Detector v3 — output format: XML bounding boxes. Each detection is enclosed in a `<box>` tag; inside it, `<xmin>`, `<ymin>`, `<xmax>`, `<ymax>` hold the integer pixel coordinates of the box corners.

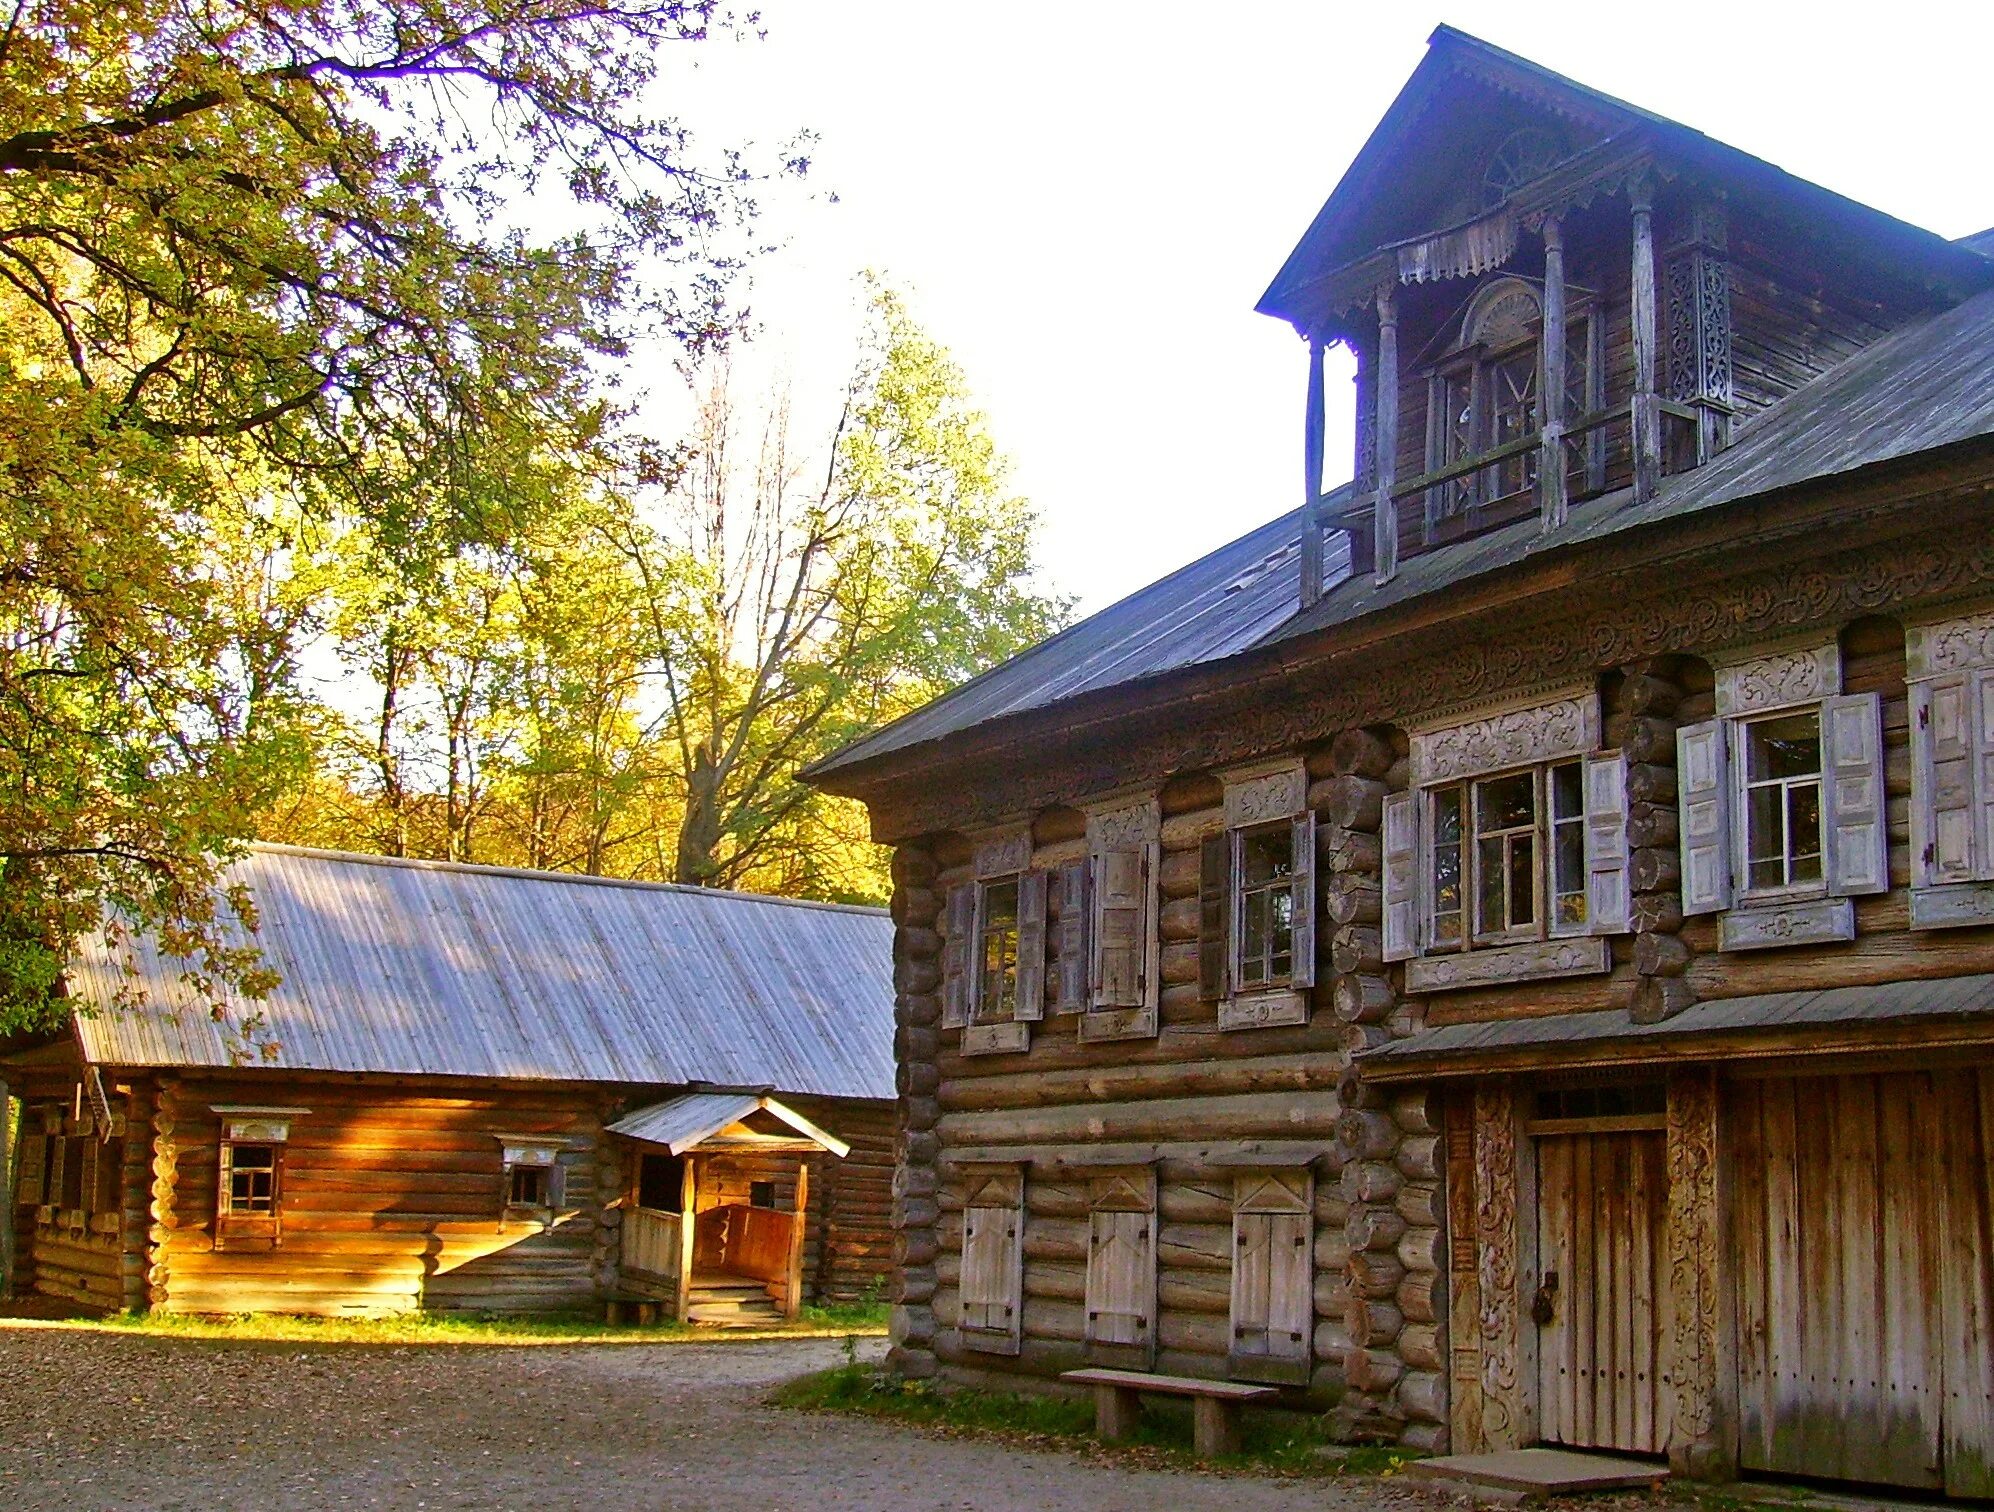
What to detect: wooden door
<box><xmin>1535</xmin><ymin>1130</ymin><xmax>1672</xmax><ymax>1454</ymax></box>
<box><xmin>1732</xmin><ymin>1071</ymin><xmax>1994</xmax><ymax>1496</ymax></box>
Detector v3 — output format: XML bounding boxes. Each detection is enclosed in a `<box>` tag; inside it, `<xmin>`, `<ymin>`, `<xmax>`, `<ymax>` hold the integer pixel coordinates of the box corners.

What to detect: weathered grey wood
<box><xmin>1539</xmin><ymin>215</ymin><xmax>1568</xmax><ymax>531</ymax></box>
<box><xmin>1373</xmin><ymin>282</ymin><xmax>1399</xmax><ymax>582</ymax></box>
<box><xmin>1630</xmin><ymin>176</ymin><xmax>1660</xmax><ymax>502</ymax></box>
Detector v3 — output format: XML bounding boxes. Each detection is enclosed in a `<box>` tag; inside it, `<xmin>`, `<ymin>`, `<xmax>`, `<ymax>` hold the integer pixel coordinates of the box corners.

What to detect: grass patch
<box><xmin>4</xmin><ymin>1307</ymin><xmax>887</xmax><ymax>1348</ymax></box>
<box><xmin>799</xmin><ymin>1300</ymin><xmax>890</xmax><ymax>1332</ymax></box>
<box><xmin>769</xmin><ymin>1363</ymin><xmax>1421</xmax><ymax>1479</ymax></box>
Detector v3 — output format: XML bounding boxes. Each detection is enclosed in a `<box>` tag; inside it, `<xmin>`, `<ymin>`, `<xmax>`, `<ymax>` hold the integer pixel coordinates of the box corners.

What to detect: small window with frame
<box><xmin>1738</xmin><ymin>709</ymin><xmax>1825</xmax><ymax>898</ymax></box>
<box><xmin>1425</xmin><ymin>759</ymin><xmax>1592</xmax><ymax>950</ymax></box>
<box><xmin>976</xmin><ymin>876</ymin><xmax>1022</xmax><ymax>1021</ymax></box>
<box><xmin>214</xmin><ymin>1113</ymin><xmax>294</xmax><ymax>1252</ymax></box>
<box><xmin>500</xmin><ymin>1141</ymin><xmax>565</xmax><ymax>1222</ymax></box>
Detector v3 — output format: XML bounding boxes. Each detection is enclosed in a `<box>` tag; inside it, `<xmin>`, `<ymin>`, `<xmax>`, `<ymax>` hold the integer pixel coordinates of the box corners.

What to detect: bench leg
<box><xmin>605</xmin><ymin>1299</ymin><xmax>626</xmax><ymax>1326</ymax></box>
<box><xmin>1193</xmin><ymin>1397</ymin><xmax>1240</xmax><ymax>1458</ymax></box>
<box><xmin>1093</xmin><ymin>1384</ymin><xmax>1141</xmax><ymax>1441</ymax></box>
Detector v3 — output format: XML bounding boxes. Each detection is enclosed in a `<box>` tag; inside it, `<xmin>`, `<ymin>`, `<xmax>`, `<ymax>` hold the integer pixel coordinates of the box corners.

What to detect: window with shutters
<box><xmin>1677</xmin><ymin>643</ymin><xmax>1885</xmax><ymax>950</ymax></box>
<box><xmin>1203</xmin><ymin>760</ymin><xmax>1315</xmax><ymax>1030</ymax></box>
<box><xmin>1078</xmin><ymin>796</ymin><xmax>1160</xmax><ymax>1041</ymax></box>
<box><xmin>1230</xmin><ymin>1170</ymin><xmax>1313</xmax><ymax>1384</ymax></box>
<box><xmin>958</xmin><ymin>1166</ymin><xmax>1024</xmax><ymax>1355</ymax></box>
<box><xmin>1085</xmin><ymin>1168</ymin><xmax>1156</xmax><ymax>1368</ymax></box>
<box><xmin>1387</xmin><ymin>695</ymin><xmax>1626</xmax><ymax>991</ymax></box>
<box><xmin>500</xmin><ymin>1140</ymin><xmax>566</xmax><ymax>1225</ymax></box>
<box><xmin>1907</xmin><ymin>611</ymin><xmax>1994</xmax><ymax>929</ymax></box>
<box><xmin>942</xmin><ymin>828</ymin><xmax>1048</xmax><ymax>1055</ymax></box>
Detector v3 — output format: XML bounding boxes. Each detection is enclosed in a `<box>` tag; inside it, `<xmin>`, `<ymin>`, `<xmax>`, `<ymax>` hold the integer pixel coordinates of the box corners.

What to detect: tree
<box><xmin>0</xmin><ymin>0</ymin><xmax>789</xmax><ymax>1033</ymax></box>
<box><xmin>633</xmin><ymin>281</ymin><xmax>1070</xmax><ymax>891</ymax></box>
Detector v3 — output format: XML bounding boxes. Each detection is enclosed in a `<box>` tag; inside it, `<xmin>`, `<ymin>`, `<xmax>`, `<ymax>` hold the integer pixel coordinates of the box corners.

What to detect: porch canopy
<box><xmin>607</xmin><ymin>1090</ymin><xmax>850</xmax><ymax>1157</ymax></box>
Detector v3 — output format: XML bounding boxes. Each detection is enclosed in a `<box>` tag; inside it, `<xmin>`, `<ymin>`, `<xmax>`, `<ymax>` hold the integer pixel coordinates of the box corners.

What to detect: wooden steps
<box><xmin>685</xmin><ymin>1272</ymin><xmax>783</xmax><ymax>1327</ymax></box>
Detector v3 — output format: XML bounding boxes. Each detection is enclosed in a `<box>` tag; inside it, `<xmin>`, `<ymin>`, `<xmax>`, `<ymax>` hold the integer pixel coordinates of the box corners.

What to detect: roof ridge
<box><xmin>244</xmin><ymin>842</ymin><xmax>888</xmax><ymax>917</ymax></box>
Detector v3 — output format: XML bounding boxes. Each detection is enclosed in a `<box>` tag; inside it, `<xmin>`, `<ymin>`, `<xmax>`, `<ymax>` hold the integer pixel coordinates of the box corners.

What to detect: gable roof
<box><xmin>64</xmin><ymin>845</ymin><xmax>895</xmax><ymax>1101</ymax></box>
<box><xmin>811</xmin><ymin>285</ymin><xmax>1994</xmax><ymax>786</ymax></box>
<box><xmin>607</xmin><ymin>1091</ymin><xmax>851</xmax><ymax>1156</ymax></box>
<box><xmin>1258</xmin><ymin>26</ymin><xmax>1989</xmax><ymax>330</ymax></box>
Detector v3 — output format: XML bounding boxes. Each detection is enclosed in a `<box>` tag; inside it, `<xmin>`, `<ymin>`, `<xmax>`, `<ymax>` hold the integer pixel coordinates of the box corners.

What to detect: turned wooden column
<box><xmin>1373</xmin><ymin>283</ymin><xmax>1400</xmax><ymax>584</ymax></box>
<box><xmin>1630</xmin><ymin>175</ymin><xmax>1662</xmax><ymax>503</ymax></box>
<box><xmin>1538</xmin><ymin>215</ymin><xmax>1568</xmax><ymax>532</ymax></box>
<box><xmin>1301</xmin><ymin>334</ymin><xmax>1327</xmax><ymax>607</ymax></box>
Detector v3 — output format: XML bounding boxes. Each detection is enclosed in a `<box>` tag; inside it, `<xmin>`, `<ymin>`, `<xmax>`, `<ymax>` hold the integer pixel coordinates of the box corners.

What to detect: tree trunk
<box><xmin>676</xmin><ymin>743</ymin><xmax>726</xmax><ymax>885</ymax></box>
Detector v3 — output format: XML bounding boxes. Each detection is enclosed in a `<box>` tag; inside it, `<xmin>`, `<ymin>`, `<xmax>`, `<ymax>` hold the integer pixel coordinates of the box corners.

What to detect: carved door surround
<box><xmin>1457</xmin><ymin>1069</ymin><xmax>1728</xmax><ymax>1473</ymax></box>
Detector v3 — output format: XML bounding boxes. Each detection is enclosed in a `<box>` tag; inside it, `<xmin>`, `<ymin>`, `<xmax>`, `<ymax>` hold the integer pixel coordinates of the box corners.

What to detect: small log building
<box><xmin>805</xmin><ymin>27</ymin><xmax>1994</xmax><ymax>1496</ymax></box>
<box><xmin>2</xmin><ymin>845</ymin><xmax>895</xmax><ymax>1322</ymax></box>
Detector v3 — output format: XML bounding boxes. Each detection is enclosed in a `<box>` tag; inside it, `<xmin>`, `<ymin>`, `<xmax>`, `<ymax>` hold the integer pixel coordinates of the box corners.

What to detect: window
<box><xmin>637</xmin><ymin>1153</ymin><xmax>684</xmax><ymax>1212</ymax></box>
<box><xmin>1907</xmin><ymin>610</ymin><xmax>1994</xmax><ymax>927</ymax></box>
<box><xmin>227</xmin><ymin>1144</ymin><xmax>280</xmax><ymax>1213</ymax></box>
<box><xmin>958</xmin><ymin>1166</ymin><xmax>1024</xmax><ymax>1356</ymax></box>
<box><xmin>1236</xmin><ymin>823</ymin><xmax>1296</xmax><ymax>987</ymax></box>
<box><xmin>499</xmin><ymin>1140</ymin><xmax>565</xmax><ymax>1221</ymax></box>
<box><xmin>941</xmin><ymin>857</ymin><xmax>1048</xmax><ymax>1049</ymax></box>
<box><xmin>1085</xmin><ymin>1169</ymin><xmax>1156</xmax><ymax>1368</ymax></box>
<box><xmin>1072</xmin><ymin>799</ymin><xmax>1162</xmax><ymax>1041</ymax></box>
<box><xmin>977</xmin><ymin>877</ymin><xmax>1020</xmax><ymax>1021</ymax></box>
<box><xmin>1678</xmin><ymin>651</ymin><xmax>1886</xmax><ymax>948</ymax></box>
<box><xmin>1740</xmin><ymin>711</ymin><xmax>1824</xmax><ymax>894</ymax></box>
<box><xmin>1199</xmin><ymin>765</ymin><xmax>1316</xmax><ymax>1028</ymax></box>
<box><xmin>1230</xmin><ymin>1171</ymin><xmax>1313</xmax><ymax>1385</ymax></box>
<box><xmin>749</xmin><ymin>1180</ymin><xmax>777</xmax><ymax>1210</ymax></box>
<box><xmin>508</xmin><ymin>1163</ymin><xmax>549</xmax><ymax>1207</ymax></box>
<box><xmin>1424</xmin><ymin>760</ymin><xmax>1590</xmax><ymax>950</ymax></box>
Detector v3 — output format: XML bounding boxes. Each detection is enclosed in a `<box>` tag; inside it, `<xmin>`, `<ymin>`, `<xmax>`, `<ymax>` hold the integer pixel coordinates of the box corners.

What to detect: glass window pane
<box><xmin>1746</xmin><ymin>713</ymin><xmax>1822</xmax><ymax>782</ymax></box>
<box><xmin>1789</xmin><ymin>781</ymin><xmax>1823</xmax><ymax>882</ymax></box>
<box><xmin>1477</xmin><ymin>836</ymin><xmax>1506</xmax><ymax>935</ymax></box>
<box><xmin>1555</xmin><ymin>823</ymin><xmax>1587</xmax><ymax>926</ymax></box>
<box><xmin>1431</xmin><ymin>787</ymin><xmax>1464</xmax><ymax>942</ymax></box>
<box><xmin>1552</xmin><ymin>761</ymin><xmax>1583</xmax><ymax>821</ymax></box>
<box><xmin>1508</xmin><ymin>836</ymin><xmax>1537</xmax><ymax>928</ymax></box>
<box><xmin>1243</xmin><ymin>827</ymin><xmax>1292</xmax><ymax>885</ymax></box>
<box><xmin>1476</xmin><ymin>773</ymin><xmax>1536</xmax><ymax>834</ymax></box>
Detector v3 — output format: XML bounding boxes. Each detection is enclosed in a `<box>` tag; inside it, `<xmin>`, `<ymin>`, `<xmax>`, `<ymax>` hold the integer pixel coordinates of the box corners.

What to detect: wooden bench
<box><xmin>1060</xmin><ymin>1368</ymin><xmax>1279</xmax><ymax>1458</ymax></box>
<box><xmin>603</xmin><ymin>1295</ymin><xmax>667</xmax><ymax>1326</ymax></box>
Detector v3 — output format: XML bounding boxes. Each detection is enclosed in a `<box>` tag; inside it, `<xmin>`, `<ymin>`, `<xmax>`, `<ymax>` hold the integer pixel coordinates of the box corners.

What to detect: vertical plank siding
<box><xmin>1731</xmin><ymin>1072</ymin><xmax>1994</xmax><ymax>1495</ymax></box>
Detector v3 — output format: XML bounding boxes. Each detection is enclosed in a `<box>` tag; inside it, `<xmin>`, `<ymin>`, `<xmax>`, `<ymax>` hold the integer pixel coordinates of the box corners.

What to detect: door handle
<box><xmin>1532</xmin><ymin>1270</ymin><xmax>1560</xmax><ymax>1327</ymax></box>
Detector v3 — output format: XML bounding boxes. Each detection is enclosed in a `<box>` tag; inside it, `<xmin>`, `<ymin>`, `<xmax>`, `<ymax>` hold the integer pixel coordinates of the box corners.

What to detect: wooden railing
<box><xmin>622</xmin><ymin>1205</ymin><xmax>681</xmax><ymax>1279</ymax></box>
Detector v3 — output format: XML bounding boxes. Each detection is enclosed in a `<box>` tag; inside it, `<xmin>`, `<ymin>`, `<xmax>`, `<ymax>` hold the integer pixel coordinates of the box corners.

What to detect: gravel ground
<box><xmin>0</xmin><ymin>1326</ymin><xmax>1447</xmax><ymax>1512</ymax></box>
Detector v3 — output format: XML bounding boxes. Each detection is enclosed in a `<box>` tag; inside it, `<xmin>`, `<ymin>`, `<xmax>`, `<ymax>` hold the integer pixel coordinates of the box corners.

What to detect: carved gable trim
<box><xmin>1712</xmin><ymin>640</ymin><xmax>1839</xmax><ymax>717</ymax></box>
<box><xmin>1219</xmin><ymin>757</ymin><xmax>1307</xmax><ymax>830</ymax></box>
<box><xmin>1908</xmin><ymin>606</ymin><xmax>1994</xmax><ymax>680</ymax></box>
<box><xmin>970</xmin><ymin>823</ymin><xmax>1034</xmax><ymax>880</ymax></box>
<box><xmin>1410</xmin><ymin>688</ymin><xmax>1599</xmax><ymax>786</ymax></box>
<box><xmin>1083</xmin><ymin>792</ymin><xmax>1161</xmax><ymax>852</ymax></box>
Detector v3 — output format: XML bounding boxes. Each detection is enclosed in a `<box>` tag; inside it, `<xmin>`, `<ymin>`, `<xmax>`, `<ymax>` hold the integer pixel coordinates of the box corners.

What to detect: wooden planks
<box><xmin>1534</xmin><ymin>1130</ymin><xmax>1667</xmax><ymax>1455</ymax></box>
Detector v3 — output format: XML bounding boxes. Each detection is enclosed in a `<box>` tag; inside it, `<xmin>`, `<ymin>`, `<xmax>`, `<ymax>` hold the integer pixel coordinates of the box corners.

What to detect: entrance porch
<box><xmin>607</xmin><ymin>1091</ymin><xmax>850</xmax><ymax>1326</ymax></box>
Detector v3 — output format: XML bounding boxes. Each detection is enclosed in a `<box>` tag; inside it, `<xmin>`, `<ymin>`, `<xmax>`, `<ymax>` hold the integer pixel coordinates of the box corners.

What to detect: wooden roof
<box><xmin>63</xmin><ymin>845</ymin><xmax>895</xmax><ymax>1101</ymax></box>
<box><xmin>606</xmin><ymin>1091</ymin><xmax>851</xmax><ymax>1156</ymax></box>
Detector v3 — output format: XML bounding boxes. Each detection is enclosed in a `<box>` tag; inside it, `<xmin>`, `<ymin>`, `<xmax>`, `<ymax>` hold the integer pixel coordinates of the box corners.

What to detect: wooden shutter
<box><xmin>1198</xmin><ymin>833</ymin><xmax>1230</xmax><ymax>1001</ymax></box>
<box><xmin>1094</xmin><ymin>848</ymin><xmax>1148</xmax><ymax>1008</ymax></box>
<box><xmin>1913</xmin><ymin>673</ymin><xmax>1977</xmax><ymax>886</ymax></box>
<box><xmin>1086</xmin><ymin>1170</ymin><xmax>1156</xmax><ymax>1365</ymax></box>
<box><xmin>1382</xmin><ymin>790</ymin><xmax>1419</xmax><ymax>961</ymax></box>
<box><xmin>79</xmin><ymin>1138</ymin><xmax>100</xmax><ymax>1217</ymax></box>
<box><xmin>1977</xmin><ymin>669</ymin><xmax>1994</xmax><ymax>881</ymax></box>
<box><xmin>1823</xmin><ymin>693</ymin><xmax>1888</xmax><ymax>896</ymax></box>
<box><xmin>1583</xmin><ymin>752</ymin><xmax>1631</xmax><ymax>935</ymax></box>
<box><xmin>941</xmin><ymin>882</ymin><xmax>975</xmax><ymax>1029</ymax></box>
<box><xmin>1677</xmin><ymin>720</ymin><xmax>1733</xmax><ymax>914</ymax></box>
<box><xmin>1014</xmin><ymin>868</ymin><xmax>1048</xmax><ymax>1021</ymax></box>
<box><xmin>960</xmin><ymin>1210</ymin><xmax>1023</xmax><ymax>1353</ymax></box>
<box><xmin>1230</xmin><ymin>1171</ymin><xmax>1312</xmax><ymax>1384</ymax></box>
<box><xmin>16</xmin><ymin>1130</ymin><xmax>46</xmax><ymax>1206</ymax></box>
<box><xmin>1290</xmin><ymin>811</ymin><xmax>1317</xmax><ymax>989</ymax></box>
<box><xmin>1053</xmin><ymin>859</ymin><xmax>1091</xmax><ymax>1013</ymax></box>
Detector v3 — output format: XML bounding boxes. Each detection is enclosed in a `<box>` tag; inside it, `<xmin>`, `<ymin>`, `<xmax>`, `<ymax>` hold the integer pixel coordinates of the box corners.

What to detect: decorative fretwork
<box><xmin>1665</xmin><ymin>204</ymin><xmax>1733</xmax><ymax>458</ymax></box>
<box><xmin>1481</xmin><ymin>126</ymin><xmax>1566</xmax><ymax>207</ymax></box>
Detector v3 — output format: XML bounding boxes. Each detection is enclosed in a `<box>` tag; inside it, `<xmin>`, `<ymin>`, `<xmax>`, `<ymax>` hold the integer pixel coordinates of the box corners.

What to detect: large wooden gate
<box><xmin>1731</xmin><ymin>1071</ymin><xmax>1994</xmax><ymax>1497</ymax></box>
<box><xmin>1534</xmin><ymin>1130</ymin><xmax>1673</xmax><ymax>1454</ymax></box>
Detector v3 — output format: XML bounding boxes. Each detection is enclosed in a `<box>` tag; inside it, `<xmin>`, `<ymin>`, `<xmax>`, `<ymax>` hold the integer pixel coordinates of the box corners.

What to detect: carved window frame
<box><xmin>1079</xmin><ymin>792</ymin><xmax>1161</xmax><ymax>1042</ymax></box>
<box><xmin>952</xmin><ymin>824</ymin><xmax>1047</xmax><ymax>1056</ymax></box>
<box><xmin>1213</xmin><ymin>757</ymin><xmax>1314</xmax><ymax>1030</ymax></box>
<box><xmin>1391</xmin><ymin>689</ymin><xmax>1622</xmax><ymax>993</ymax></box>
<box><xmin>1906</xmin><ymin>607</ymin><xmax>1994</xmax><ymax>929</ymax></box>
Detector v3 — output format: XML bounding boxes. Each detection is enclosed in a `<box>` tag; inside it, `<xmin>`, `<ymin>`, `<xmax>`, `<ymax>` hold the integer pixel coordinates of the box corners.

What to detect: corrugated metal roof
<box><xmin>1357</xmin><ymin>973</ymin><xmax>1994</xmax><ymax>1077</ymax></box>
<box><xmin>607</xmin><ymin>1091</ymin><xmax>850</xmax><ymax>1156</ymax></box>
<box><xmin>67</xmin><ymin>845</ymin><xmax>895</xmax><ymax>1101</ymax></box>
<box><xmin>812</xmin><ymin>286</ymin><xmax>1994</xmax><ymax>784</ymax></box>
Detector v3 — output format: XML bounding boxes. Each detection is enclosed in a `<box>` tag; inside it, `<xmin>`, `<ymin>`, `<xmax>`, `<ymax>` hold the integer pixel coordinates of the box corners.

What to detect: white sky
<box><xmin>658</xmin><ymin>3</ymin><xmax>1993</xmax><ymax>618</ymax></box>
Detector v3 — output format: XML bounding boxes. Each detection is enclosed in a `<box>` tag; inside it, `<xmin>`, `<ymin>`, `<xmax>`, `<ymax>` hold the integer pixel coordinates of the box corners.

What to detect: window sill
<box><xmin>1718</xmin><ymin>896</ymin><xmax>1853</xmax><ymax>952</ymax></box>
<box><xmin>1219</xmin><ymin>989</ymin><xmax>1308</xmax><ymax>1031</ymax></box>
<box><xmin>1403</xmin><ymin>936</ymin><xmax>1610</xmax><ymax>994</ymax></box>
<box><xmin>1910</xmin><ymin>882</ymin><xmax>1994</xmax><ymax>931</ymax></box>
<box><xmin>1079</xmin><ymin>1004</ymin><xmax>1158</xmax><ymax>1042</ymax></box>
<box><xmin>962</xmin><ymin>1020</ymin><xmax>1030</xmax><ymax>1057</ymax></box>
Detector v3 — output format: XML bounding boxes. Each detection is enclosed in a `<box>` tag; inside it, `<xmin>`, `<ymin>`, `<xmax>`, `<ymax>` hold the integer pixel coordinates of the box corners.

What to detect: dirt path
<box><xmin>0</xmin><ymin>1327</ymin><xmax>1448</xmax><ymax>1511</ymax></box>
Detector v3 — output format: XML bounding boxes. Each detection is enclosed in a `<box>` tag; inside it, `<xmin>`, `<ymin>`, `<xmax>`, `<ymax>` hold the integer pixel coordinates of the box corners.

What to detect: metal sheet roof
<box><xmin>812</xmin><ymin>286</ymin><xmax>1994</xmax><ymax>785</ymax></box>
<box><xmin>607</xmin><ymin>1091</ymin><xmax>850</xmax><ymax>1156</ymax></box>
<box><xmin>67</xmin><ymin>845</ymin><xmax>895</xmax><ymax>1101</ymax></box>
<box><xmin>1357</xmin><ymin>973</ymin><xmax>1994</xmax><ymax>1078</ymax></box>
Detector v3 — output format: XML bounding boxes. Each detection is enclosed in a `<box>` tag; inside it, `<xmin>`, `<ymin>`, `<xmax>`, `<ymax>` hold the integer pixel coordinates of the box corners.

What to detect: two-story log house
<box><xmin>806</xmin><ymin>28</ymin><xmax>1994</xmax><ymax>1494</ymax></box>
